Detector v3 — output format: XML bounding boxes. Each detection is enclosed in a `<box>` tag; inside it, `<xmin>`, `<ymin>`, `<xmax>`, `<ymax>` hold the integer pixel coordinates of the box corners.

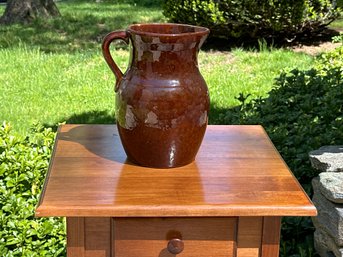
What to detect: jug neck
<box><xmin>127</xmin><ymin>24</ymin><xmax>209</xmax><ymax>74</ymax></box>
<box><xmin>131</xmin><ymin>37</ymin><xmax>202</xmax><ymax>69</ymax></box>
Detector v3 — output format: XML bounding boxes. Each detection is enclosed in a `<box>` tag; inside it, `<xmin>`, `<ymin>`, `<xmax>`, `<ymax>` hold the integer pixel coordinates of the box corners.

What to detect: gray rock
<box><xmin>309</xmin><ymin>146</ymin><xmax>343</xmax><ymax>172</ymax></box>
<box><xmin>317</xmin><ymin>173</ymin><xmax>343</xmax><ymax>203</ymax></box>
<box><xmin>314</xmin><ymin>229</ymin><xmax>343</xmax><ymax>257</ymax></box>
<box><xmin>312</xmin><ymin>178</ymin><xmax>343</xmax><ymax>246</ymax></box>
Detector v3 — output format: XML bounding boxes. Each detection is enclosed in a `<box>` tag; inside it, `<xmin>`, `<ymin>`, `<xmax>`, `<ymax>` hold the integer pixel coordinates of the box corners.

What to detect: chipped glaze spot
<box><xmin>145</xmin><ymin>111</ymin><xmax>159</xmax><ymax>127</ymax></box>
<box><xmin>199</xmin><ymin>111</ymin><xmax>208</xmax><ymax>126</ymax></box>
<box><xmin>124</xmin><ymin>105</ymin><xmax>137</xmax><ymax>130</ymax></box>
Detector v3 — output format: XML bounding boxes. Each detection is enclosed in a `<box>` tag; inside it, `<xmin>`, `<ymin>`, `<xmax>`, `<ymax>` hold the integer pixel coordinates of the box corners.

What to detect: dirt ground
<box><xmin>289</xmin><ymin>28</ymin><xmax>342</xmax><ymax>55</ymax></box>
<box><xmin>204</xmin><ymin>28</ymin><xmax>342</xmax><ymax>55</ymax></box>
<box><xmin>290</xmin><ymin>41</ymin><xmax>341</xmax><ymax>55</ymax></box>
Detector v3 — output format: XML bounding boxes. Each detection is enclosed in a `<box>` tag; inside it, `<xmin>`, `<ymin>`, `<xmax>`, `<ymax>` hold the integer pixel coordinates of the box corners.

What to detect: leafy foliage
<box><xmin>222</xmin><ymin>46</ymin><xmax>343</xmax><ymax>256</ymax></box>
<box><xmin>332</xmin><ymin>31</ymin><xmax>343</xmax><ymax>44</ymax></box>
<box><xmin>163</xmin><ymin>0</ymin><xmax>341</xmax><ymax>40</ymax></box>
<box><xmin>0</xmin><ymin>122</ymin><xmax>66</xmax><ymax>256</ymax></box>
<box><xmin>224</xmin><ymin>45</ymin><xmax>343</xmax><ymax>186</ymax></box>
<box><xmin>316</xmin><ymin>38</ymin><xmax>343</xmax><ymax>71</ymax></box>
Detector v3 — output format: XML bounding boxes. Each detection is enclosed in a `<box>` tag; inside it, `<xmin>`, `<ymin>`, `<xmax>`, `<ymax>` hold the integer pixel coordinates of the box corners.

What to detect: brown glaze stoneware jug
<box><xmin>102</xmin><ymin>23</ymin><xmax>210</xmax><ymax>168</ymax></box>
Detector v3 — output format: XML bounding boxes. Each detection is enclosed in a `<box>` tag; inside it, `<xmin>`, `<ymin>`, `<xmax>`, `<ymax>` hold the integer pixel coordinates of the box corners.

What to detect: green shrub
<box><xmin>163</xmin><ymin>0</ymin><xmax>341</xmax><ymax>40</ymax></box>
<box><xmin>315</xmin><ymin>39</ymin><xmax>343</xmax><ymax>71</ymax></box>
<box><xmin>223</xmin><ymin>45</ymin><xmax>343</xmax><ymax>185</ymax></box>
<box><xmin>332</xmin><ymin>32</ymin><xmax>343</xmax><ymax>44</ymax></box>
<box><xmin>222</xmin><ymin>46</ymin><xmax>343</xmax><ymax>256</ymax></box>
<box><xmin>0</xmin><ymin>122</ymin><xmax>65</xmax><ymax>257</ymax></box>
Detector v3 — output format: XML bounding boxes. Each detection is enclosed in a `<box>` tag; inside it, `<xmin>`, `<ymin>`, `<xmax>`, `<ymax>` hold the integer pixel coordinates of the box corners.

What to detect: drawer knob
<box><xmin>167</xmin><ymin>238</ymin><xmax>184</xmax><ymax>254</ymax></box>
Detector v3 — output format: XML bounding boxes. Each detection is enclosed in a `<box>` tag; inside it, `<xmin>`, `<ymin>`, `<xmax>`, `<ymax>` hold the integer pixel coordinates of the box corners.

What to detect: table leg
<box><xmin>261</xmin><ymin>217</ymin><xmax>281</xmax><ymax>257</ymax></box>
<box><xmin>237</xmin><ymin>217</ymin><xmax>263</xmax><ymax>257</ymax></box>
<box><xmin>236</xmin><ymin>216</ymin><xmax>281</xmax><ymax>257</ymax></box>
<box><xmin>67</xmin><ymin>217</ymin><xmax>111</xmax><ymax>257</ymax></box>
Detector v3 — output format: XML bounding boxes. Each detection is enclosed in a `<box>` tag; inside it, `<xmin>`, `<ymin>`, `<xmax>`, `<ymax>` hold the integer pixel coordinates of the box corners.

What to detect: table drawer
<box><xmin>112</xmin><ymin>217</ymin><xmax>237</xmax><ymax>257</ymax></box>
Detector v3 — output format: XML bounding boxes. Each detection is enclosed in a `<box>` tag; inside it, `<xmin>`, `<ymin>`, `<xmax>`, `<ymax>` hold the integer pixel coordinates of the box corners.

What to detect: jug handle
<box><xmin>102</xmin><ymin>31</ymin><xmax>130</xmax><ymax>92</ymax></box>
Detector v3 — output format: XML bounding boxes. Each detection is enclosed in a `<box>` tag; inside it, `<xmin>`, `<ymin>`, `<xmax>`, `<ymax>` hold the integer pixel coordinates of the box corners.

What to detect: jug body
<box><xmin>102</xmin><ymin>23</ymin><xmax>210</xmax><ymax>168</ymax></box>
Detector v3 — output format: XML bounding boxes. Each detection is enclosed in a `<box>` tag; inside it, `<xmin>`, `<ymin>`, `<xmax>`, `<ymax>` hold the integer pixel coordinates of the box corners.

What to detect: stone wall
<box><xmin>310</xmin><ymin>146</ymin><xmax>343</xmax><ymax>257</ymax></box>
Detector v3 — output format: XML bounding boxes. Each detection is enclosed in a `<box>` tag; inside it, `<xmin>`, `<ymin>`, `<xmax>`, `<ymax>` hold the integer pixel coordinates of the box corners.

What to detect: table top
<box><xmin>35</xmin><ymin>124</ymin><xmax>316</xmax><ymax>217</ymax></box>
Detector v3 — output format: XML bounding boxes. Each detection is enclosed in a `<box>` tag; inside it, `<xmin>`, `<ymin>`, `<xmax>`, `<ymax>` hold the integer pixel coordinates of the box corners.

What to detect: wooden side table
<box><xmin>36</xmin><ymin>125</ymin><xmax>316</xmax><ymax>257</ymax></box>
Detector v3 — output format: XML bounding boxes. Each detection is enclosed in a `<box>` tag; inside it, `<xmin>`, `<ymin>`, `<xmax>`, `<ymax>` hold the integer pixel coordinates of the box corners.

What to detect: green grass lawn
<box><xmin>0</xmin><ymin>0</ymin><xmax>323</xmax><ymax>135</ymax></box>
<box><xmin>331</xmin><ymin>16</ymin><xmax>343</xmax><ymax>30</ymax></box>
<box><xmin>0</xmin><ymin>0</ymin><xmax>166</xmax><ymax>52</ymax></box>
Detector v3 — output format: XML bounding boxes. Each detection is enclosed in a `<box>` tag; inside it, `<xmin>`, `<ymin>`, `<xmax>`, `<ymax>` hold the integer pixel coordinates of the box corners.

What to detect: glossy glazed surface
<box><xmin>35</xmin><ymin>124</ymin><xmax>317</xmax><ymax>217</ymax></box>
<box><xmin>102</xmin><ymin>23</ymin><xmax>210</xmax><ymax>168</ymax></box>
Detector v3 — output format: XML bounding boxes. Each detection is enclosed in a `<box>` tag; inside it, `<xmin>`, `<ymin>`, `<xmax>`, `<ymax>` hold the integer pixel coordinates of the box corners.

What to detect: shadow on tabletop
<box><xmin>57</xmin><ymin>123</ymin><xmax>127</xmax><ymax>163</ymax></box>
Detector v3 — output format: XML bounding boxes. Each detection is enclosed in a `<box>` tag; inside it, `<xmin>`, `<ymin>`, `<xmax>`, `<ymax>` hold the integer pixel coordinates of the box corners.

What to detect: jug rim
<box><xmin>127</xmin><ymin>23</ymin><xmax>210</xmax><ymax>37</ymax></box>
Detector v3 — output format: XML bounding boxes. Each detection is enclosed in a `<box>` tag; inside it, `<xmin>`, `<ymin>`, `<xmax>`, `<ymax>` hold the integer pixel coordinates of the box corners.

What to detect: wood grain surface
<box><xmin>67</xmin><ymin>217</ymin><xmax>112</xmax><ymax>257</ymax></box>
<box><xmin>36</xmin><ymin>125</ymin><xmax>316</xmax><ymax>217</ymax></box>
<box><xmin>261</xmin><ymin>217</ymin><xmax>281</xmax><ymax>257</ymax></box>
<box><xmin>236</xmin><ymin>217</ymin><xmax>263</xmax><ymax>257</ymax></box>
<box><xmin>113</xmin><ymin>217</ymin><xmax>236</xmax><ymax>257</ymax></box>
<box><xmin>66</xmin><ymin>216</ymin><xmax>281</xmax><ymax>257</ymax></box>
